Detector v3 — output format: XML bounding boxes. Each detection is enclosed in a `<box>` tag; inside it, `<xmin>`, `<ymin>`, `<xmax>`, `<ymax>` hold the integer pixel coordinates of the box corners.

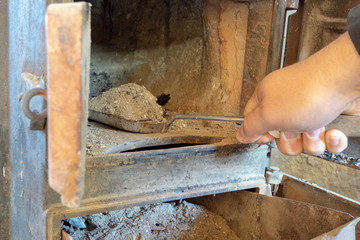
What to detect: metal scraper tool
<box><xmin>89</xmin><ymin>109</ymin><xmax>360</xmax><ymax>136</ymax></box>
<box><xmin>89</xmin><ymin>110</ymin><xmax>244</xmax><ymax>133</ymax></box>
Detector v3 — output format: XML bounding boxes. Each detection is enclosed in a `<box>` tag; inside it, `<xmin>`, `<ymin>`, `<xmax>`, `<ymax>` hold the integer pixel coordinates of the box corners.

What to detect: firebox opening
<box><xmin>76</xmin><ymin>0</ymin><xmax>248</xmax><ymax>117</ymax></box>
<box><xmin>105</xmin><ymin>135</ymin><xmax>224</xmax><ymax>154</ymax></box>
<box><xmin>120</xmin><ymin>142</ymin><xmax>207</xmax><ymax>153</ymax></box>
<box><xmin>76</xmin><ymin>0</ymin><xmax>206</xmax><ymax>114</ymax></box>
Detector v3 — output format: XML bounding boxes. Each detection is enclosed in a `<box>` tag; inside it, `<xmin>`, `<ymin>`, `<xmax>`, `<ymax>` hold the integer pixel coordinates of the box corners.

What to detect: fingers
<box><xmin>237</xmin><ymin>123</ymin><xmax>348</xmax><ymax>156</ymax></box>
<box><xmin>276</xmin><ymin>132</ymin><xmax>302</xmax><ymax>155</ymax></box>
<box><xmin>237</xmin><ymin>89</ymin><xmax>274</xmax><ymax>143</ymax></box>
<box><xmin>325</xmin><ymin>129</ymin><xmax>348</xmax><ymax>153</ymax></box>
<box><xmin>255</xmin><ymin>133</ymin><xmax>275</xmax><ymax>144</ymax></box>
<box><xmin>236</xmin><ymin>107</ymin><xmax>272</xmax><ymax>143</ymax></box>
<box><xmin>272</xmin><ymin>128</ymin><xmax>348</xmax><ymax>156</ymax></box>
<box><xmin>302</xmin><ymin>128</ymin><xmax>326</xmax><ymax>155</ymax></box>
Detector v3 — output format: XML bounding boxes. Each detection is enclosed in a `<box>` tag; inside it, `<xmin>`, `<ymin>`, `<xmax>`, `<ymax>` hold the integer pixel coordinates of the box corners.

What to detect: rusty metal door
<box><xmin>46</xmin><ymin>2</ymin><xmax>91</xmax><ymax>208</ymax></box>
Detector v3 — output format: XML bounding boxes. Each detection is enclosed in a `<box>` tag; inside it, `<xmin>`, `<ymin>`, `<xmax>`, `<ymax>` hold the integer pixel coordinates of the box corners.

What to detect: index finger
<box><xmin>236</xmin><ymin>106</ymin><xmax>273</xmax><ymax>143</ymax></box>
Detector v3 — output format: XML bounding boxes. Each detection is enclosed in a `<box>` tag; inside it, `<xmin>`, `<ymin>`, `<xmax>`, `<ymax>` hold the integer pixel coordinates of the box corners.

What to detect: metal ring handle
<box><xmin>22</xmin><ymin>88</ymin><xmax>47</xmax><ymax>121</ymax></box>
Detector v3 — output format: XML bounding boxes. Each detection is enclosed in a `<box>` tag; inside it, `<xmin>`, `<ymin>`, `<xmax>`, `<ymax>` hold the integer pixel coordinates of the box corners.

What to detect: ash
<box><xmin>89</xmin><ymin>83</ymin><xmax>166</xmax><ymax>124</ymax></box>
<box><xmin>319</xmin><ymin>150</ymin><xmax>360</xmax><ymax>170</ymax></box>
<box><xmin>62</xmin><ymin>201</ymin><xmax>240</xmax><ymax>240</ymax></box>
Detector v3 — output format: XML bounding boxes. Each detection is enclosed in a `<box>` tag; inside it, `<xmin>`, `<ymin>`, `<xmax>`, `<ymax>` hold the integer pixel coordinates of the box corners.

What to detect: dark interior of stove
<box><xmin>101</xmin><ymin>135</ymin><xmax>225</xmax><ymax>154</ymax></box>
<box><xmin>75</xmin><ymin>0</ymin><xmax>248</xmax><ymax>117</ymax></box>
<box><xmin>120</xmin><ymin>142</ymin><xmax>207</xmax><ymax>153</ymax></box>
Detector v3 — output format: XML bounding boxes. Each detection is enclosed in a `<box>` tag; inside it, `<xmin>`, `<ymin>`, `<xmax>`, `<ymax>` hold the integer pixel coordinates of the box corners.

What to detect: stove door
<box><xmin>46</xmin><ymin>2</ymin><xmax>91</xmax><ymax>208</ymax></box>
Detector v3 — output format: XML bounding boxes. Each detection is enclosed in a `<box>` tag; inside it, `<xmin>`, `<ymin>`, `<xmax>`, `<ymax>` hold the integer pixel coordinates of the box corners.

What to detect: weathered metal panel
<box><xmin>202</xmin><ymin>0</ymin><xmax>249</xmax><ymax>116</ymax></box>
<box><xmin>83</xmin><ymin>143</ymin><xmax>269</xmax><ymax>199</ymax></box>
<box><xmin>314</xmin><ymin>217</ymin><xmax>360</xmax><ymax>239</ymax></box>
<box><xmin>0</xmin><ymin>0</ymin><xmax>10</xmax><ymax>239</ymax></box>
<box><xmin>45</xmin><ymin>143</ymin><xmax>269</xmax><ymax>239</ymax></box>
<box><xmin>266</xmin><ymin>0</ymin><xmax>298</xmax><ymax>72</ymax></box>
<box><xmin>240</xmin><ymin>0</ymin><xmax>274</xmax><ymax>114</ymax></box>
<box><xmin>297</xmin><ymin>0</ymin><xmax>360</xmax><ymax>60</ymax></box>
<box><xmin>189</xmin><ymin>190</ymin><xmax>354</xmax><ymax>239</ymax></box>
<box><xmin>282</xmin><ymin>0</ymin><xmax>304</xmax><ymax>67</ymax></box>
<box><xmin>8</xmin><ymin>0</ymin><xmax>49</xmax><ymax>239</ymax></box>
<box><xmin>271</xmin><ymin>149</ymin><xmax>360</xmax><ymax>201</ymax></box>
<box><xmin>280</xmin><ymin>174</ymin><xmax>360</xmax><ymax>217</ymax></box>
<box><xmin>284</xmin><ymin>0</ymin><xmax>360</xmax><ymax>65</ymax></box>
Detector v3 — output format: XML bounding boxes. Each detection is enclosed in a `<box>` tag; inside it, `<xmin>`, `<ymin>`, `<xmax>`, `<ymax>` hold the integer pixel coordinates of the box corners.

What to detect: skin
<box><xmin>236</xmin><ymin>32</ymin><xmax>360</xmax><ymax>156</ymax></box>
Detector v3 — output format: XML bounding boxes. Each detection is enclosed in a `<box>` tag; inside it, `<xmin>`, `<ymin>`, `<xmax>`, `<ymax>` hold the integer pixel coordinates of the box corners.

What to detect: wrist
<box><xmin>306</xmin><ymin>32</ymin><xmax>360</xmax><ymax>101</ymax></box>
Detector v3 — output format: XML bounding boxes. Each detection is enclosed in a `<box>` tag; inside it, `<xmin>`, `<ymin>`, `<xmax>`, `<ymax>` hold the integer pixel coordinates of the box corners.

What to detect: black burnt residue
<box><xmin>320</xmin><ymin>150</ymin><xmax>360</xmax><ymax>170</ymax></box>
<box><xmin>157</xmin><ymin>93</ymin><xmax>171</xmax><ymax>106</ymax></box>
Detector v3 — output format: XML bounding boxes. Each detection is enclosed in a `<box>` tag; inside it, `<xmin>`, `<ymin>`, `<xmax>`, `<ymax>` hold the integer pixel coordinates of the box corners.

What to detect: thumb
<box><xmin>236</xmin><ymin>107</ymin><xmax>271</xmax><ymax>143</ymax></box>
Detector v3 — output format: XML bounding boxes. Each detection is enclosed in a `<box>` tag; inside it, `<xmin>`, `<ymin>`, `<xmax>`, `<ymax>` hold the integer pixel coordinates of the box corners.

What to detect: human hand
<box><xmin>236</xmin><ymin>33</ymin><xmax>360</xmax><ymax>155</ymax></box>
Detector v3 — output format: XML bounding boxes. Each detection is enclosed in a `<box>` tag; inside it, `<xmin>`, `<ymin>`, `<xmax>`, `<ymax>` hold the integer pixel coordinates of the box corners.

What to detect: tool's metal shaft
<box><xmin>162</xmin><ymin>114</ymin><xmax>244</xmax><ymax>133</ymax></box>
<box><xmin>161</xmin><ymin>114</ymin><xmax>360</xmax><ymax>138</ymax></box>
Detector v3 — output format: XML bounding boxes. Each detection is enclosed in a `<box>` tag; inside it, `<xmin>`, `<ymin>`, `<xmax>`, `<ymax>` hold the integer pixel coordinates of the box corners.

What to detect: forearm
<box><xmin>237</xmin><ymin>6</ymin><xmax>360</xmax><ymax>156</ymax></box>
<box><xmin>303</xmin><ymin>33</ymin><xmax>360</xmax><ymax>101</ymax></box>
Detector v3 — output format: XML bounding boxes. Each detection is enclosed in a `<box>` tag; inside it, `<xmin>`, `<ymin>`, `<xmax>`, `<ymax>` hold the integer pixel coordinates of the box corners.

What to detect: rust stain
<box><xmin>218</xmin><ymin>1</ymin><xmax>248</xmax><ymax>115</ymax></box>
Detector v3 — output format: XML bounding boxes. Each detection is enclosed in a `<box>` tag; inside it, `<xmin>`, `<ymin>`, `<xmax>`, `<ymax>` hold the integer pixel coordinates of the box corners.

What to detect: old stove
<box><xmin>1</xmin><ymin>0</ymin><xmax>359</xmax><ymax>239</ymax></box>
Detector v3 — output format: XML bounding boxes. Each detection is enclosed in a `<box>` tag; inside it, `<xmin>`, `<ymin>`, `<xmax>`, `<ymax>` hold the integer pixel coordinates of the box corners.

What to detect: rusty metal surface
<box><xmin>217</xmin><ymin>0</ymin><xmax>248</xmax><ymax>115</ymax></box>
<box><xmin>83</xmin><ymin>143</ymin><xmax>269</xmax><ymax>199</ymax></box>
<box><xmin>22</xmin><ymin>88</ymin><xmax>47</xmax><ymax>120</ymax></box>
<box><xmin>45</xmin><ymin>163</ymin><xmax>360</xmax><ymax>239</ymax></box>
<box><xmin>312</xmin><ymin>217</ymin><xmax>360</xmax><ymax>240</ymax></box>
<box><xmin>189</xmin><ymin>190</ymin><xmax>354</xmax><ymax>239</ymax></box>
<box><xmin>282</xmin><ymin>0</ymin><xmax>304</xmax><ymax>67</ymax></box>
<box><xmin>283</xmin><ymin>0</ymin><xmax>360</xmax><ymax>66</ymax></box>
<box><xmin>271</xmin><ymin>150</ymin><xmax>360</xmax><ymax>201</ymax></box>
<box><xmin>284</xmin><ymin>0</ymin><xmax>360</xmax><ymax>66</ymax></box>
<box><xmin>46</xmin><ymin>2</ymin><xmax>91</xmax><ymax>208</ymax></box>
<box><xmin>0</xmin><ymin>0</ymin><xmax>10</xmax><ymax>239</ymax></box>
<box><xmin>293</xmin><ymin>0</ymin><xmax>360</xmax><ymax>61</ymax></box>
<box><xmin>3</xmin><ymin>1</ymin><xmax>359</xmax><ymax>240</ymax></box>
<box><xmin>21</xmin><ymin>73</ymin><xmax>47</xmax><ymax>130</ymax></box>
<box><xmin>279</xmin><ymin>175</ymin><xmax>360</xmax><ymax>217</ymax></box>
<box><xmin>266</xmin><ymin>0</ymin><xmax>299</xmax><ymax>72</ymax></box>
<box><xmin>333</xmin><ymin>217</ymin><xmax>360</xmax><ymax>240</ymax></box>
<box><xmin>240</xmin><ymin>0</ymin><xmax>274</xmax><ymax>115</ymax></box>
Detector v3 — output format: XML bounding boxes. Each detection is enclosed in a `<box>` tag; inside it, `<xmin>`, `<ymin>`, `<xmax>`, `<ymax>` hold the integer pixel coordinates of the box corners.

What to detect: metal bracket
<box><xmin>21</xmin><ymin>87</ymin><xmax>47</xmax><ymax>130</ymax></box>
<box><xmin>266</xmin><ymin>166</ymin><xmax>284</xmax><ymax>196</ymax></box>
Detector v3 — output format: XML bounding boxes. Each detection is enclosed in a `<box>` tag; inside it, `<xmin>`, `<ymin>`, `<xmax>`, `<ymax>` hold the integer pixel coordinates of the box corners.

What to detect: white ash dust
<box><xmin>89</xmin><ymin>83</ymin><xmax>166</xmax><ymax>124</ymax></box>
<box><xmin>62</xmin><ymin>201</ymin><xmax>240</xmax><ymax>240</ymax></box>
<box><xmin>86</xmin><ymin>122</ymin><xmax>122</xmax><ymax>155</ymax></box>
